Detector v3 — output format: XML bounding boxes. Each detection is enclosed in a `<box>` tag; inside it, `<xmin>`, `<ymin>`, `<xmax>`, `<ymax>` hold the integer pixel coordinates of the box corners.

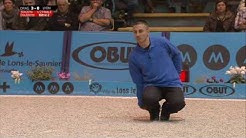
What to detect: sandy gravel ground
<box><xmin>0</xmin><ymin>96</ymin><xmax>245</xmax><ymax>138</ymax></box>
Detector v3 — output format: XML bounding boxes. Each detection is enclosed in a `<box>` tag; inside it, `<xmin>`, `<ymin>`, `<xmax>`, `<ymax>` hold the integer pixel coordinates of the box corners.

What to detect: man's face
<box><xmin>132</xmin><ymin>24</ymin><xmax>150</xmax><ymax>44</ymax></box>
<box><xmin>216</xmin><ymin>2</ymin><xmax>226</xmax><ymax>13</ymax></box>
<box><xmin>3</xmin><ymin>0</ymin><xmax>14</xmax><ymax>12</ymax></box>
<box><xmin>90</xmin><ymin>0</ymin><xmax>103</xmax><ymax>6</ymax></box>
<box><xmin>24</xmin><ymin>0</ymin><xmax>35</xmax><ymax>6</ymax></box>
<box><xmin>57</xmin><ymin>1</ymin><xmax>69</xmax><ymax>13</ymax></box>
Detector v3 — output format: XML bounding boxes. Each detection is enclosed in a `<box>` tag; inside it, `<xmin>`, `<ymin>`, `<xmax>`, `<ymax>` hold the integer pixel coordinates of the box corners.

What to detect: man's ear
<box><xmin>146</xmin><ymin>27</ymin><xmax>150</xmax><ymax>33</ymax></box>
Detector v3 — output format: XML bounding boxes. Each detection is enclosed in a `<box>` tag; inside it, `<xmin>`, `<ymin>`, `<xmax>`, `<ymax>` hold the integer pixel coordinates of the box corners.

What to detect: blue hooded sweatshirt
<box><xmin>128</xmin><ymin>36</ymin><xmax>182</xmax><ymax>107</ymax></box>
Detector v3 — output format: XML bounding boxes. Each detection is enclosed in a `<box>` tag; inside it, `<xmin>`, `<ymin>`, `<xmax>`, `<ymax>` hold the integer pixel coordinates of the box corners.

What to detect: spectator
<box><xmin>234</xmin><ymin>0</ymin><xmax>246</xmax><ymax>31</ymax></box>
<box><xmin>22</xmin><ymin>0</ymin><xmax>48</xmax><ymax>30</ymax></box>
<box><xmin>47</xmin><ymin>0</ymin><xmax>56</xmax><ymax>5</ymax></box>
<box><xmin>203</xmin><ymin>0</ymin><xmax>235</xmax><ymax>32</ymax></box>
<box><xmin>1</xmin><ymin>0</ymin><xmax>24</xmax><ymax>30</ymax></box>
<box><xmin>47</xmin><ymin>0</ymin><xmax>79</xmax><ymax>31</ymax></box>
<box><xmin>14</xmin><ymin>0</ymin><xmax>22</xmax><ymax>7</ymax></box>
<box><xmin>167</xmin><ymin>0</ymin><xmax>184</xmax><ymax>13</ymax></box>
<box><xmin>237</xmin><ymin>0</ymin><xmax>246</xmax><ymax>10</ymax></box>
<box><xmin>0</xmin><ymin>0</ymin><xmax>3</xmax><ymax>30</ymax></box>
<box><xmin>0</xmin><ymin>10</ymin><xmax>3</xmax><ymax>30</ymax></box>
<box><xmin>78</xmin><ymin>0</ymin><xmax>112</xmax><ymax>31</ymax></box>
<box><xmin>1</xmin><ymin>0</ymin><xmax>4</xmax><ymax>10</ymax></box>
<box><xmin>69</xmin><ymin>0</ymin><xmax>86</xmax><ymax>15</ymax></box>
<box><xmin>188</xmin><ymin>0</ymin><xmax>209</xmax><ymax>13</ymax></box>
<box><xmin>113</xmin><ymin>0</ymin><xmax>138</xmax><ymax>26</ymax></box>
<box><xmin>36</xmin><ymin>0</ymin><xmax>46</xmax><ymax>5</ymax></box>
<box><xmin>142</xmin><ymin>0</ymin><xmax>155</xmax><ymax>13</ymax></box>
<box><xmin>166</xmin><ymin>0</ymin><xmax>208</xmax><ymax>13</ymax></box>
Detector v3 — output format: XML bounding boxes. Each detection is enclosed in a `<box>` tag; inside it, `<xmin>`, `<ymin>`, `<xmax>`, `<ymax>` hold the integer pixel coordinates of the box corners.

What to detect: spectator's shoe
<box><xmin>160</xmin><ymin>110</ymin><xmax>170</xmax><ymax>121</ymax></box>
<box><xmin>149</xmin><ymin>110</ymin><xmax>159</xmax><ymax>121</ymax></box>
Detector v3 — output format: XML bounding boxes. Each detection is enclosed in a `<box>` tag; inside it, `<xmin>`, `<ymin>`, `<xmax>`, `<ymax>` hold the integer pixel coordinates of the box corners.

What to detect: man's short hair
<box><xmin>57</xmin><ymin>0</ymin><xmax>70</xmax><ymax>4</ymax></box>
<box><xmin>133</xmin><ymin>20</ymin><xmax>150</xmax><ymax>27</ymax></box>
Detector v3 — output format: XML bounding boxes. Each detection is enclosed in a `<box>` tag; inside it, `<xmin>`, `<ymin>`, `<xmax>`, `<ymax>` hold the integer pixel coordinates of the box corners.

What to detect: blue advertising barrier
<box><xmin>0</xmin><ymin>31</ymin><xmax>245</xmax><ymax>99</ymax></box>
<box><xmin>0</xmin><ymin>31</ymin><xmax>64</xmax><ymax>80</ymax></box>
<box><xmin>0</xmin><ymin>80</ymin><xmax>245</xmax><ymax>99</ymax></box>
<box><xmin>171</xmin><ymin>32</ymin><xmax>246</xmax><ymax>83</ymax></box>
<box><xmin>70</xmin><ymin>31</ymin><xmax>162</xmax><ymax>81</ymax></box>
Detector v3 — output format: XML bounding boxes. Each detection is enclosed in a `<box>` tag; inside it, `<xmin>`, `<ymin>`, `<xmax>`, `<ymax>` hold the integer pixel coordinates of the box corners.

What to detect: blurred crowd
<box><xmin>0</xmin><ymin>0</ymin><xmax>245</xmax><ymax>32</ymax></box>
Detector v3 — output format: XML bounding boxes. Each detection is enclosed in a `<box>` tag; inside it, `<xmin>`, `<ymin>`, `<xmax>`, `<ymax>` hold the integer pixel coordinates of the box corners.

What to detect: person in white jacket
<box><xmin>234</xmin><ymin>0</ymin><xmax>246</xmax><ymax>32</ymax></box>
<box><xmin>0</xmin><ymin>11</ymin><xmax>3</xmax><ymax>30</ymax></box>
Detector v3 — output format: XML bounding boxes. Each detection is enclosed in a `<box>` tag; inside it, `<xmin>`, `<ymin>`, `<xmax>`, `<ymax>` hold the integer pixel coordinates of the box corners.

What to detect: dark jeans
<box><xmin>142</xmin><ymin>86</ymin><xmax>185</xmax><ymax>114</ymax></box>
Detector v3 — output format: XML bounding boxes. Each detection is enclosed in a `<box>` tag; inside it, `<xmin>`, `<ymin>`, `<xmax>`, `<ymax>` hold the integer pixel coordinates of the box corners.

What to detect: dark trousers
<box><xmin>142</xmin><ymin>86</ymin><xmax>185</xmax><ymax>114</ymax></box>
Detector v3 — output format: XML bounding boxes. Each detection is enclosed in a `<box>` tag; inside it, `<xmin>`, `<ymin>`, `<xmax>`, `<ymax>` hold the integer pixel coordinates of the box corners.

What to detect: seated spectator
<box><xmin>114</xmin><ymin>0</ymin><xmax>138</xmax><ymax>26</ymax></box>
<box><xmin>78</xmin><ymin>0</ymin><xmax>112</xmax><ymax>31</ymax></box>
<box><xmin>21</xmin><ymin>0</ymin><xmax>47</xmax><ymax>30</ymax></box>
<box><xmin>167</xmin><ymin>0</ymin><xmax>208</xmax><ymax>13</ymax></box>
<box><xmin>234</xmin><ymin>0</ymin><xmax>246</xmax><ymax>32</ymax></box>
<box><xmin>47</xmin><ymin>0</ymin><xmax>79</xmax><ymax>31</ymax></box>
<box><xmin>47</xmin><ymin>0</ymin><xmax>56</xmax><ymax>6</ymax></box>
<box><xmin>203</xmin><ymin>0</ymin><xmax>235</xmax><ymax>32</ymax></box>
<box><xmin>142</xmin><ymin>0</ymin><xmax>155</xmax><ymax>13</ymax></box>
<box><xmin>13</xmin><ymin>0</ymin><xmax>22</xmax><ymax>7</ymax></box>
<box><xmin>1</xmin><ymin>0</ymin><xmax>24</xmax><ymax>30</ymax></box>
<box><xmin>0</xmin><ymin>10</ymin><xmax>3</xmax><ymax>30</ymax></box>
<box><xmin>167</xmin><ymin>0</ymin><xmax>187</xmax><ymax>13</ymax></box>
<box><xmin>191</xmin><ymin>0</ymin><xmax>209</xmax><ymax>13</ymax></box>
<box><xmin>69</xmin><ymin>0</ymin><xmax>86</xmax><ymax>15</ymax></box>
<box><xmin>0</xmin><ymin>0</ymin><xmax>3</xmax><ymax>11</ymax></box>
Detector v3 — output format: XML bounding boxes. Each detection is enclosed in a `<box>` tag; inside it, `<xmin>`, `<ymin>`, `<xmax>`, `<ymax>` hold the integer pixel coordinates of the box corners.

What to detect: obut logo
<box><xmin>199</xmin><ymin>84</ymin><xmax>235</xmax><ymax>97</ymax></box>
<box><xmin>72</xmin><ymin>41</ymin><xmax>136</xmax><ymax>70</ymax></box>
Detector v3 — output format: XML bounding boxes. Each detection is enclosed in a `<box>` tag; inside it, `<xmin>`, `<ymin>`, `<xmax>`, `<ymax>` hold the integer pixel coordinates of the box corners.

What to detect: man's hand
<box><xmin>239</xmin><ymin>23</ymin><xmax>246</xmax><ymax>29</ymax></box>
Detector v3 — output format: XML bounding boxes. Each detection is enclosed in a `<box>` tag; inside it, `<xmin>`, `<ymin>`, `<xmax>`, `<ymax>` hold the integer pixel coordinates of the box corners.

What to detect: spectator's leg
<box><xmin>125</xmin><ymin>0</ymin><xmax>138</xmax><ymax>26</ymax></box>
<box><xmin>142</xmin><ymin>0</ymin><xmax>155</xmax><ymax>13</ymax></box>
<box><xmin>167</xmin><ymin>0</ymin><xmax>176</xmax><ymax>13</ymax></box>
<box><xmin>181</xmin><ymin>0</ymin><xmax>189</xmax><ymax>13</ymax></box>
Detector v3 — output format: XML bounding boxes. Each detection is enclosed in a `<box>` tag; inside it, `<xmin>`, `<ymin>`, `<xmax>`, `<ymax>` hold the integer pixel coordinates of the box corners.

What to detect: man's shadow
<box><xmin>133</xmin><ymin>116</ymin><xmax>184</xmax><ymax>123</ymax></box>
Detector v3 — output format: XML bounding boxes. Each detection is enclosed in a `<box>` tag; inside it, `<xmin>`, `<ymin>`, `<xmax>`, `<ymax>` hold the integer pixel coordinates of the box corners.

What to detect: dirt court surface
<box><xmin>0</xmin><ymin>96</ymin><xmax>245</xmax><ymax>138</ymax></box>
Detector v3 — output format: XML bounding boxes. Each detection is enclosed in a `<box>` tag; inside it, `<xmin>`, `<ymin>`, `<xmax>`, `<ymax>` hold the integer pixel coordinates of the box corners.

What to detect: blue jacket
<box><xmin>128</xmin><ymin>36</ymin><xmax>182</xmax><ymax>107</ymax></box>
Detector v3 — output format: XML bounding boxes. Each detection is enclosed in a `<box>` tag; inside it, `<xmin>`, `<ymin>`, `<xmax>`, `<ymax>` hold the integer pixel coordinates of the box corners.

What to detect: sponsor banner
<box><xmin>171</xmin><ymin>32</ymin><xmax>246</xmax><ymax>83</ymax></box>
<box><xmin>0</xmin><ymin>31</ymin><xmax>64</xmax><ymax>80</ymax></box>
<box><xmin>0</xmin><ymin>80</ymin><xmax>89</xmax><ymax>95</ymax></box>
<box><xmin>88</xmin><ymin>82</ymin><xmax>245</xmax><ymax>99</ymax></box>
<box><xmin>70</xmin><ymin>32</ymin><xmax>162</xmax><ymax>82</ymax></box>
<box><xmin>0</xmin><ymin>80</ymin><xmax>245</xmax><ymax>99</ymax></box>
<box><xmin>88</xmin><ymin>81</ymin><xmax>136</xmax><ymax>96</ymax></box>
<box><xmin>0</xmin><ymin>31</ymin><xmax>245</xmax><ymax>99</ymax></box>
<box><xmin>183</xmin><ymin>83</ymin><xmax>245</xmax><ymax>99</ymax></box>
<box><xmin>1</xmin><ymin>31</ymin><xmax>245</xmax><ymax>83</ymax></box>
